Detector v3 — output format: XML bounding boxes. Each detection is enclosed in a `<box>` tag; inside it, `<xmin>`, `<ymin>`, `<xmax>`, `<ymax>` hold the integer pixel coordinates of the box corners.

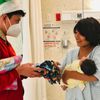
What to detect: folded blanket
<box><xmin>36</xmin><ymin>60</ymin><xmax>61</xmax><ymax>84</ymax></box>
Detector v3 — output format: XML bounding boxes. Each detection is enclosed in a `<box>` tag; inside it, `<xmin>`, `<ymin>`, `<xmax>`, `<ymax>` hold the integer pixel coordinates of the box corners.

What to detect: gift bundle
<box><xmin>36</xmin><ymin>60</ymin><xmax>61</xmax><ymax>84</ymax></box>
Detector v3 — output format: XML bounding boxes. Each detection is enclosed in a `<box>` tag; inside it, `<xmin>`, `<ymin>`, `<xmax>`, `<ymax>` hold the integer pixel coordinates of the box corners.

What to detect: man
<box><xmin>0</xmin><ymin>1</ymin><xmax>41</xmax><ymax>100</ymax></box>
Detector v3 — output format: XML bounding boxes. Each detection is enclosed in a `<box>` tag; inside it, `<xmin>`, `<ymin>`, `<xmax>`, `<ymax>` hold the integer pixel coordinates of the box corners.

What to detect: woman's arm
<box><xmin>62</xmin><ymin>70</ymin><xmax>97</xmax><ymax>84</ymax></box>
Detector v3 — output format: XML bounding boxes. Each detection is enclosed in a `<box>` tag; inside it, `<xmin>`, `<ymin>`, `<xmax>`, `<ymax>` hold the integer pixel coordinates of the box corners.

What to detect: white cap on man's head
<box><xmin>0</xmin><ymin>1</ymin><xmax>22</xmax><ymax>15</ymax></box>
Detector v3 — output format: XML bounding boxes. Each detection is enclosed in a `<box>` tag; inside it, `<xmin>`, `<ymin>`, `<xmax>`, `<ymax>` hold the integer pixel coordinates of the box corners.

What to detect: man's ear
<box><xmin>1</xmin><ymin>14</ymin><xmax>8</xmax><ymax>21</ymax></box>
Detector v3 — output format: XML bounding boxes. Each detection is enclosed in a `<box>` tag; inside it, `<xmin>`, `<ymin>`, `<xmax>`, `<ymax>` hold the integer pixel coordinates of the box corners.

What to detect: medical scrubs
<box><xmin>0</xmin><ymin>30</ymin><xmax>24</xmax><ymax>100</ymax></box>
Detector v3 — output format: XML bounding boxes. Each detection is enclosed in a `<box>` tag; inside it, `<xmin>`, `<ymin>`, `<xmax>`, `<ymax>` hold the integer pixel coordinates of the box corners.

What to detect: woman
<box><xmin>61</xmin><ymin>17</ymin><xmax>100</xmax><ymax>100</ymax></box>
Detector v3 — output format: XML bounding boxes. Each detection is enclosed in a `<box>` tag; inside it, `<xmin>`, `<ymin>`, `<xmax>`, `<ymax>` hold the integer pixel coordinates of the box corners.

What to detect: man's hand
<box><xmin>16</xmin><ymin>63</ymin><xmax>42</xmax><ymax>78</ymax></box>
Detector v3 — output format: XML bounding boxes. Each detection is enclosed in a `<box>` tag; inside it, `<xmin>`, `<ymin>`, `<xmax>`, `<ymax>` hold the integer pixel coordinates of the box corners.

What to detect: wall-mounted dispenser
<box><xmin>61</xmin><ymin>10</ymin><xmax>100</xmax><ymax>21</ymax></box>
<box><xmin>62</xmin><ymin>31</ymin><xmax>68</xmax><ymax>48</ymax></box>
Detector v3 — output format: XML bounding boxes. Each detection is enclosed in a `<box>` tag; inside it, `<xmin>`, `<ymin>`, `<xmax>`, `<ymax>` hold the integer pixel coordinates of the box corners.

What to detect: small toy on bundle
<box><xmin>36</xmin><ymin>60</ymin><xmax>61</xmax><ymax>84</ymax></box>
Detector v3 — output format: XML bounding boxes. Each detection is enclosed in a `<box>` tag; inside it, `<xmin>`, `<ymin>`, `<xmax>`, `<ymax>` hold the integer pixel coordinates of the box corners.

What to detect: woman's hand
<box><xmin>61</xmin><ymin>84</ymin><xmax>67</xmax><ymax>91</ymax></box>
<box><xmin>62</xmin><ymin>69</ymin><xmax>98</xmax><ymax>84</ymax></box>
<box><xmin>53</xmin><ymin>61</ymin><xmax>62</xmax><ymax>72</ymax></box>
<box><xmin>62</xmin><ymin>70</ymin><xmax>68</xmax><ymax>84</ymax></box>
<box><xmin>62</xmin><ymin>70</ymin><xmax>73</xmax><ymax>84</ymax></box>
<box><xmin>53</xmin><ymin>61</ymin><xmax>60</xmax><ymax>67</ymax></box>
<box><xmin>16</xmin><ymin>63</ymin><xmax>42</xmax><ymax>78</ymax></box>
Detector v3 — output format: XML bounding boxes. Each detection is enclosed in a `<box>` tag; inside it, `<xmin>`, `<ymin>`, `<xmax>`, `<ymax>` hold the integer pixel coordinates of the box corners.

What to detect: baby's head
<box><xmin>80</xmin><ymin>58</ymin><xmax>97</xmax><ymax>75</ymax></box>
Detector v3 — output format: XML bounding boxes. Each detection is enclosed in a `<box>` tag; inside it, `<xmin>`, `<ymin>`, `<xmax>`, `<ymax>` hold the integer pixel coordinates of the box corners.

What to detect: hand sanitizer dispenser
<box><xmin>62</xmin><ymin>31</ymin><xmax>68</xmax><ymax>48</ymax></box>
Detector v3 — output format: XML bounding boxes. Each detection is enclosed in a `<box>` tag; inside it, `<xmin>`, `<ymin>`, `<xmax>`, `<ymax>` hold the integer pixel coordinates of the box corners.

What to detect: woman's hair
<box><xmin>6</xmin><ymin>10</ymin><xmax>26</xmax><ymax>18</ymax></box>
<box><xmin>73</xmin><ymin>17</ymin><xmax>100</xmax><ymax>46</ymax></box>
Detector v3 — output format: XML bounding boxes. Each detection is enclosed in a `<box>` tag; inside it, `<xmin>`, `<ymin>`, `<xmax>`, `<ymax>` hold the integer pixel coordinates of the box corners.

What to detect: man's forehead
<box><xmin>11</xmin><ymin>15</ymin><xmax>21</xmax><ymax>20</ymax></box>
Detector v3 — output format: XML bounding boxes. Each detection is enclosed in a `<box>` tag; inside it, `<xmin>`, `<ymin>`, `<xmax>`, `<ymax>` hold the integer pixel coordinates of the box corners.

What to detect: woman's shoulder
<box><xmin>64</xmin><ymin>47</ymin><xmax>79</xmax><ymax>60</ymax></box>
<box><xmin>92</xmin><ymin>45</ymin><xmax>100</xmax><ymax>54</ymax></box>
<box><xmin>94</xmin><ymin>45</ymin><xmax>100</xmax><ymax>50</ymax></box>
<box><xmin>89</xmin><ymin>45</ymin><xmax>100</xmax><ymax>59</ymax></box>
<box><xmin>68</xmin><ymin>47</ymin><xmax>79</xmax><ymax>54</ymax></box>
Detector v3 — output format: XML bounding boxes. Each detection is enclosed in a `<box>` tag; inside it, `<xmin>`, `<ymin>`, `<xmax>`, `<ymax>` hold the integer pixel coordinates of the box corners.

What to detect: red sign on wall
<box><xmin>56</xmin><ymin>13</ymin><xmax>61</xmax><ymax>21</ymax></box>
